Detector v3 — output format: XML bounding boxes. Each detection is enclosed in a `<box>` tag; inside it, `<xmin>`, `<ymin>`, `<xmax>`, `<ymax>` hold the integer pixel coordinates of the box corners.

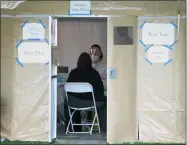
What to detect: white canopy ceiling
<box><xmin>0</xmin><ymin>0</ymin><xmax>24</xmax><ymax>9</ymax></box>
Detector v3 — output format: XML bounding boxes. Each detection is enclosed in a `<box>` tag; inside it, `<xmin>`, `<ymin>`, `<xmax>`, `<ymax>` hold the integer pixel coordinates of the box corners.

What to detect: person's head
<box><xmin>117</xmin><ymin>27</ymin><xmax>128</xmax><ymax>37</ymax></box>
<box><xmin>77</xmin><ymin>52</ymin><xmax>93</xmax><ymax>71</ymax></box>
<box><xmin>89</xmin><ymin>44</ymin><xmax>103</xmax><ymax>63</ymax></box>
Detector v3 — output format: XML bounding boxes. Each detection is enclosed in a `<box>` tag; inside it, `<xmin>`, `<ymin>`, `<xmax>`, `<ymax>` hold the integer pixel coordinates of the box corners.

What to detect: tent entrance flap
<box><xmin>1</xmin><ymin>16</ymin><xmax>54</xmax><ymax>142</ymax></box>
<box><xmin>107</xmin><ymin>16</ymin><xmax>137</xmax><ymax>143</ymax></box>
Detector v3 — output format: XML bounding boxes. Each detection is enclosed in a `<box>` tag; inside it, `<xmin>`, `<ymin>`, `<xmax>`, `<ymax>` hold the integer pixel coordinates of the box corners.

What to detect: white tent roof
<box><xmin>1</xmin><ymin>0</ymin><xmax>24</xmax><ymax>9</ymax></box>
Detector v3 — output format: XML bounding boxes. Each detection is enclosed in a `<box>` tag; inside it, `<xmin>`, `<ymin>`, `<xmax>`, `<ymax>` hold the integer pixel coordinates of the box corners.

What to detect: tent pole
<box><xmin>185</xmin><ymin>0</ymin><xmax>187</xmax><ymax>145</ymax></box>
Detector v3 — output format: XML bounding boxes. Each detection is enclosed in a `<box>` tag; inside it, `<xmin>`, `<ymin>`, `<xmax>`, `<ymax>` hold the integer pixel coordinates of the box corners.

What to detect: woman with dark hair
<box><xmin>90</xmin><ymin>44</ymin><xmax>104</xmax><ymax>62</ymax></box>
<box><xmin>64</xmin><ymin>52</ymin><xmax>106</xmax><ymax>132</ymax></box>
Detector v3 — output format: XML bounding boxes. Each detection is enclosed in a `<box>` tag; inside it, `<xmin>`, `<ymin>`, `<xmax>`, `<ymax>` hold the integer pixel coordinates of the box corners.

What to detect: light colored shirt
<box><xmin>92</xmin><ymin>60</ymin><xmax>107</xmax><ymax>96</ymax></box>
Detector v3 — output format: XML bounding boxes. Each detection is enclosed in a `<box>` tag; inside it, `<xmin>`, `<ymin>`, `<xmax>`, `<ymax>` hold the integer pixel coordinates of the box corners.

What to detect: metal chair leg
<box><xmin>95</xmin><ymin>110</ymin><xmax>101</xmax><ymax>133</ymax></box>
<box><xmin>89</xmin><ymin>115</ymin><xmax>97</xmax><ymax>135</ymax></box>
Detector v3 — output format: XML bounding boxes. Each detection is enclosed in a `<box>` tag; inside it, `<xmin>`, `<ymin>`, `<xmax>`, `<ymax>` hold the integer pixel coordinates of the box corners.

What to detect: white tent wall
<box><xmin>1</xmin><ymin>17</ymin><xmax>51</xmax><ymax>141</ymax></box>
<box><xmin>137</xmin><ymin>17</ymin><xmax>186</xmax><ymax>142</ymax></box>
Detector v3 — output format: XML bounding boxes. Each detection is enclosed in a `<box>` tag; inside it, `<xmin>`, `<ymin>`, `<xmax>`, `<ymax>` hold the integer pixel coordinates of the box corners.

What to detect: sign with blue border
<box><xmin>15</xmin><ymin>39</ymin><xmax>49</xmax><ymax>67</ymax></box>
<box><xmin>21</xmin><ymin>20</ymin><xmax>46</xmax><ymax>40</ymax></box>
<box><xmin>139</xmin><ymin>21</ymin><xmax>177</xmax><ymax>66</ymax></box>
<box><xmin>69</xmin><ymin>1</ymin><xmax>91</xmax><ymax>16</ymax></box>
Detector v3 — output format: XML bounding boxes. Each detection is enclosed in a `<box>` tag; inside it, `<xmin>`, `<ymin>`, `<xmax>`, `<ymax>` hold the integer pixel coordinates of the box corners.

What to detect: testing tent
<box><xmin>0</xmin><ymin>0</ymin><xmax>186</xmax><ymax>143</ymax></box>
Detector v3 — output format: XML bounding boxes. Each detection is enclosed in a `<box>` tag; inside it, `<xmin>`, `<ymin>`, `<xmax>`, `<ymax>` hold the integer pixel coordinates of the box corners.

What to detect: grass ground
<box><xmin>1</xmin><ymin>140</ymin><xmax>52</xmax><ymax>144</ymax></box>
<box><xmin>0</xmin><ymin>140</ymin><xmax>186</xmax><ymax>145</ymax></box>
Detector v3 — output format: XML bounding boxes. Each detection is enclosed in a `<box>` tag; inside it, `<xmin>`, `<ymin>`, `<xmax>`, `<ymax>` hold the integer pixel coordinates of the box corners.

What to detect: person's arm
<box><xmin>98</xmin><ymin>64</ymin><xmax>107</xmax><ymax>90</ymax></box>
<box><xmin>103</xmin><ymin>67</ymin><xmax>107</xmax><ymax>90</ymax></box>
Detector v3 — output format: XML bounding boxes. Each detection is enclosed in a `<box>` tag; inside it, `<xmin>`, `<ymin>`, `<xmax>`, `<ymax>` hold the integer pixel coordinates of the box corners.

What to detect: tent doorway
<box><xmin>54</xmin><ymin>17</ymin><xmax>107</xmax><ymax>144</ymax></box>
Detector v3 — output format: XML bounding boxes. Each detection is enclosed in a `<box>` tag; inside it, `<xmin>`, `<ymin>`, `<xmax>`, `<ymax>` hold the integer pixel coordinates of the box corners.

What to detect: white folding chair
<box><xmin>64</xmin><ymin>82</ymin><xmax>101</xmax><ymax>135</ymax></box>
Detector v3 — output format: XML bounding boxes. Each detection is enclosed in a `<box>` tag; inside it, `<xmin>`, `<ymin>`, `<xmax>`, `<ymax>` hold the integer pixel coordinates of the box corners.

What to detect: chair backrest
<box><xmin>64</xmin><ymin>83</ymin><xmax>96</xmax><ymax>108</ymax></box>
<box><xmin>64</xmin><ymin>83</ymin><xmax>93</xmax><ymax>93</ymax></box>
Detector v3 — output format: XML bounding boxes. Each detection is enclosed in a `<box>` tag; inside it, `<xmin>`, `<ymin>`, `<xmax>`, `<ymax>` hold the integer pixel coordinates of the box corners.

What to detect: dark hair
<box><xmin>77</xmin><ymin>52</ymin><xmax>93</xmax><ymax>71</ymax></box>
<box><xmin>90</xmin><ymin>44</ymin><xmax>103</xmax><ymax>60</ymax></box>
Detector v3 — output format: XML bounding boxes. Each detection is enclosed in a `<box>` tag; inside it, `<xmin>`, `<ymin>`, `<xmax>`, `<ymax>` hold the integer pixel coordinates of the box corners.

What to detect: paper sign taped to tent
<box><xmin>22</xmin><ymin>23</ymin><xmax>45</xmax><ymax>40</ymax></box>
<box><xmin>18</xmin><ymin>42</ymin><xmax>50</xmax><ymax>63</ymax></box>
<box><xmin>146</xmin><ymin>46</ymin><xmax>170</xmax><ymax>63</ymax></box>
<box><xmin>109</xmin><ymin>68</ymin><xmax>118</xmax><ymax>79</ymax></box>
<box><xmin>69</xmin><ymin>0</ymin><xmax>91</xmax><ymax>15</ymax></box>
<box><xmin>142</xmin><ymin>23</ymin><xmax>175</xmax><ymax>45</ymax></box>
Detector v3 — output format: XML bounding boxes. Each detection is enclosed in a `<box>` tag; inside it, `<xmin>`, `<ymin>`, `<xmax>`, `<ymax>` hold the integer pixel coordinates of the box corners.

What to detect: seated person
<box><xmin>64</xmin><ymin>52</ymin><xmax>107</xmax><ymax>132</ymax></box>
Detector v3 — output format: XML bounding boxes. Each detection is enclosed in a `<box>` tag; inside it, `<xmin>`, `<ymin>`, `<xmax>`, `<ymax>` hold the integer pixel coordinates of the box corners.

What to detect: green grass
<box><xmin>122</xmin><ymin>143</ymin><xmax>185</xmax><ymax>145</ymax></box>
<box><xmin>1</xmin><ymin>138</ymin><xmax>185</xmax><ymax>145</ymax></box>
<box><xmin>1</xmin><ymin>141</ymin><xmax>51</xmax><ymax>144</ymax></box>
<box><xmin>1</xmin><ymin>140</ymin><xmax>185</xmax><ymax>145</ymax></box>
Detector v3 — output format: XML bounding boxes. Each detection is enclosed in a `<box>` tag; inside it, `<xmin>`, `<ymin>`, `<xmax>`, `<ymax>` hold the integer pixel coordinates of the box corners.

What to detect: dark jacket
<box><xmin>67</xmin><ymin>68</ymin><xmax>105</xmax><ymax>101</ymax></box>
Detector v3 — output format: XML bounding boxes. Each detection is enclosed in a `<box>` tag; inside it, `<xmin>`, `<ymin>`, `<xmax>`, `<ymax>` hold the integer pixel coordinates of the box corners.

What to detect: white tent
<box><xmin>1</xmin><ymin>0</ymin><xmax>186</xmax><ymax>143</ymax></box>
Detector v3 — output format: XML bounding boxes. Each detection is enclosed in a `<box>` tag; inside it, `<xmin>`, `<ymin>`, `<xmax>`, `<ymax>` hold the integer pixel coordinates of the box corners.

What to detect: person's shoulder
<box><xmin>98</xmin><ymin>61</ymin><xmax>106</xmax><ymax>67</ymax></box>
<box><xmin>100</xmin><ymin>63</ymin><xmax>106</xmax><ymax>68</ymax></box>
<box><xmin>97</xmin><ymin>61</ymin><xmax>107</xmax><ymax>71</ymax></box>
<box><xmin>69</xmin><ymin>68</ymin><xmax>79</xmax><ymax>74</ymax></box>
<box><xmin>92</xmin><ymin>68</ymin><xmax>100</xmax><ymax>75</ymax></box>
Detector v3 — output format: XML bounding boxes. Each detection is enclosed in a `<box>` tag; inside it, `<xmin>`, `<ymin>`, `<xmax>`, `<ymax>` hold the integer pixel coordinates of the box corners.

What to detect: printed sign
<box><xmin>142</xmin><ymin>23</ymin><xmax>175</xmax><ymax>45</ymax></box>
<box><xmin>18</xmin><ymin>42</ymin><xmax>49</xmax><ymax>63</ymax></box>
<box><xmin>22</xmin><ymin>23</ymin><xmax>45</xmax><ymax>40</ymax></box>
<box><xmin>69</xmin><ymin>1</ymin><xmax>91</xmax><ymax>15</ymax></box>
<box><xmin>146</xmin><ymin>46</ymin><xmax>170</xmax><ymax>63</ymax></box>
